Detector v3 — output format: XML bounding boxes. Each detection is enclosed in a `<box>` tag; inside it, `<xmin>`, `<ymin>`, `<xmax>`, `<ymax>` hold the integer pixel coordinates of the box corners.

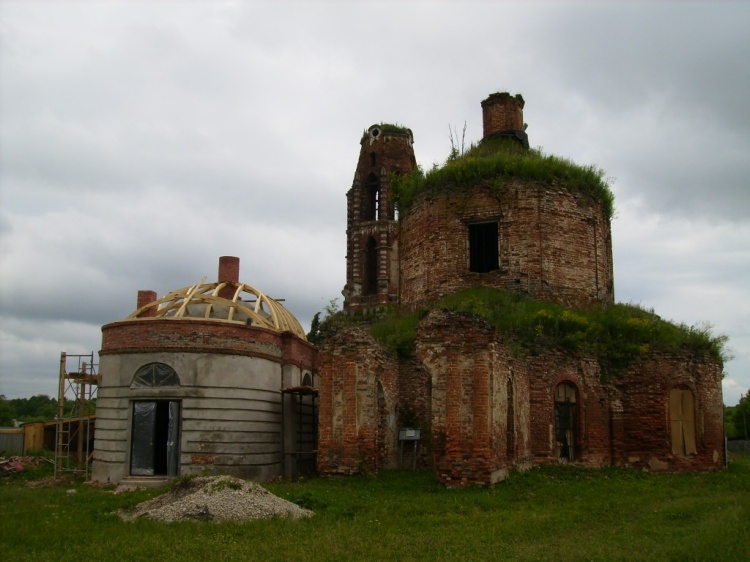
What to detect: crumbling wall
<box><xmin>399</xmin><ymin>181</ymin><xmax>614</xmax><ymax>311</ymax></box>
<box><xmin>416</xmin><ymin>310</ymin><xmax>531</xmax><ymax>487</ymax></box>
<box><xmin>611</xmin><ymin>353</ymin><xmax>724</xmax><ymax>471</ymax></box>
<box><xmin>526</xmin><ymin>349</ymin><xmax>724</xmax><ymax>472</ymax></box>
<box><xmin>317</xmin><ymin>326</ymin><xmax>400</xmax><ymax>475</ymax></box>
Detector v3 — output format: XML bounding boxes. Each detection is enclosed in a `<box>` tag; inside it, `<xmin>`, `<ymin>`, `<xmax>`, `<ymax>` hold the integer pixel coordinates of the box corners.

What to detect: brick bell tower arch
<box><xmin>343</xmin><ymin>124</ymin><xmax>416</xmax><ymax>314</ymax></box>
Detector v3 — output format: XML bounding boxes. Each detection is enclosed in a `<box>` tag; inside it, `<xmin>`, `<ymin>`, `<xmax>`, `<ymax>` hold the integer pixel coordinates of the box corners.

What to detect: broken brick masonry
<box><xmin>316</xmin><ymin>92</ymin><xmax>724</xmax><ymax>487</ymax></box>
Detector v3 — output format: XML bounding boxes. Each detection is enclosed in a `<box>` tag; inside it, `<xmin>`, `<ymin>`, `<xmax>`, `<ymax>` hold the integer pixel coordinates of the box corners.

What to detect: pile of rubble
<box><xmin>118</xmin><ymin>475</ymin><xmax>313</xmax><ymax>523</ymax></box>
<box><xmin>0</xmin><ymin>455</ymin><xmax>49</xmax><ymax>476</ymax></box>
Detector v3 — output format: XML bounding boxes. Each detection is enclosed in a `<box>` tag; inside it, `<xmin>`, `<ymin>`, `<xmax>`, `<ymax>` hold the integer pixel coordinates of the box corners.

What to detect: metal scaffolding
<box><xmin>55</xmin><ymin>352</ymin><xmax>99</xmax><ymax>478</ymax></box>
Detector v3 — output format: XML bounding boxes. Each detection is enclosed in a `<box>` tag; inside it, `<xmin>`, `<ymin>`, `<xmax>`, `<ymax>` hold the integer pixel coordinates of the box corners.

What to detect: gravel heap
<box><xmin>119</xmin><ymin>475</ymin><xmax>313</xmax><ymax>523</ymax></box>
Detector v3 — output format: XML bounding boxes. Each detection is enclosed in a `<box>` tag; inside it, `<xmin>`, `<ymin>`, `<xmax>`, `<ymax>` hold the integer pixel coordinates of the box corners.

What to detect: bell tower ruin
<box><xmin>343</xmin><ymin>124</ymin><xmax>416</xmax><ymax>314</ymax></box>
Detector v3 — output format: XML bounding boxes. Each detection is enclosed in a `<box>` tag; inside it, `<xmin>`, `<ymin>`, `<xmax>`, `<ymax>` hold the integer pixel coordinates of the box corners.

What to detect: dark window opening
<box><xmin>370</xmin><ymin>152</ymin><xmax>377</xmax><ymax>167</ymax></box>
<box><xmin>469</xmin><ymin>221</ymin><xmax>499</xmax><ymax>273</ymax></box>
<box><xmin>363</xmin><ymin>174</ymin><xmax>379</xmax><ymax>220</ymax></box>
<box><xmin>364</xmin><ymin>237</ymin><xmax>378</xmax><ymax>295</ymax></box>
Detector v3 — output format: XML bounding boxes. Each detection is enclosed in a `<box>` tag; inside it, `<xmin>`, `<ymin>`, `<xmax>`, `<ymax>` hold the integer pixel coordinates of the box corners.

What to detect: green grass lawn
<box><xmin>2</xmin><ymin>454</ymin><xmax>748</xmax><ymax>562</ymax></box>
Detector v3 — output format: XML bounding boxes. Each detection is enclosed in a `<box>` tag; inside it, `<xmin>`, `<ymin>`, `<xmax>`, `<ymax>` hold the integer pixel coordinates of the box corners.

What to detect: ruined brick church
<box><xmin>316</xmin><ymin>92</ymin><xmax>725</xmax><ymax>486</ymax></box>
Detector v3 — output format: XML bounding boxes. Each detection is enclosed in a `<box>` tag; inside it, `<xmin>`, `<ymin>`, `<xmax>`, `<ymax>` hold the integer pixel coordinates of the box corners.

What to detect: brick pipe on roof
<box><xmin>481</xmin><ymin>92</ymin><xmax>525</xmax><ymax>139</ymax></box>
<box><xmin>136</xmin><ymin>290</ymin><xmax>158</xmax><ymax>318</ymax></box>
<box><xmin>218</xmin><ymin>256</ymin><xmax>240</xmax><ymax>299</ymax></box>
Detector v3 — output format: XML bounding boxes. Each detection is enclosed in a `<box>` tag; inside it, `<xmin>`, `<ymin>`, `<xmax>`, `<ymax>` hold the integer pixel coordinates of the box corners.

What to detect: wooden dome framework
<box><xmin>125</xmin><ymin>277</ymin><xmax>307</xmax><ymax>340</ymax></box>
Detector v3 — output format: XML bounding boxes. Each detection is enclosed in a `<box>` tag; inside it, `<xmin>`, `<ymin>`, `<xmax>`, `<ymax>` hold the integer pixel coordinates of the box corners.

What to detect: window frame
<box><xmin>467</xmin><ymin>219</ymin><xmax>500</xmax><ymax>273</ymax></box>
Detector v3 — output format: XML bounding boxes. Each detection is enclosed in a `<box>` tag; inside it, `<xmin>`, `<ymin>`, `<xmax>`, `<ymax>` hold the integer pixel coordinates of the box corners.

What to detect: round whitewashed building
<box><xmin>92</xmin><ymin>256</ymin><xmax>317</xmax><ymax>484</ymax></box>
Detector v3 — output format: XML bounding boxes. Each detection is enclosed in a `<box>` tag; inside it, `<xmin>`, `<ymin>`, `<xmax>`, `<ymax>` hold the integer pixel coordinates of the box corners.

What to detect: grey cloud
<box><xmin>0</xmin><ymin>2</ymin><xmax>748</xmax><ymax>404</ymax></box>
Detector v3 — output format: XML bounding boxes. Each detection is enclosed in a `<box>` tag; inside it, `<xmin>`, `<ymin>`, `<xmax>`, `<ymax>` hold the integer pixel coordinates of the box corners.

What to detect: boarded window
<box><xmin>670</xmin><ymin>388</ymin><xmax>697</xmax><ymax>455</ymax></box>
<box><xmin>469</xmin><ymin>222</ymin><xmax>499</xmax><ymax>273</ymax></box>
<box><xmin>131</xmin><ymin>363</ymin><xmax>180</xmax><ymax>388</ymax></box>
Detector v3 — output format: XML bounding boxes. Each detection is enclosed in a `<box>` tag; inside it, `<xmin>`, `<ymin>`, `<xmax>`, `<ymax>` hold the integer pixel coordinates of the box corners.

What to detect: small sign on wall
<box><xmin>399</xmin><ymin>428</ymin><xmax>420</xmax><ymax>441</ymax></box>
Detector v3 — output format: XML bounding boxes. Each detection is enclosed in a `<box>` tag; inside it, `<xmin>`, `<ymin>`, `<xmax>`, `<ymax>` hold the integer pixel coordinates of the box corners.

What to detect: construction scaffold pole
<box><xmin>55</xmin><ymin>352</ymin><xmax>100</xmax><ymax>478</ymax></box>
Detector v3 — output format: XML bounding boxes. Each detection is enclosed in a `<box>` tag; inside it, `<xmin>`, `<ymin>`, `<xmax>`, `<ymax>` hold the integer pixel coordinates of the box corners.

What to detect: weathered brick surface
<box><xmin>399</xmin><ymin>182</ymin><xmax>614</xmax><ymax>311</ymax></box>
<box><xmin>319</xmin><ymin>307</ymin><xmax>724</xmax><ymax>485</ymax></box>
<box><xmin>318</xmin><ymin>92</ymin><xmax>723</xmax><ymax>487</ymax></box>
<box><xmin>344</xmin><ymin>128</ymin><xmax>416</xmax><ymax>314</ymax></box>
<box><xmin>317</xmin><ymin>326</ymin><xmax>402</xmax><ymax>475</ymax></box>
<box><xmin>101</xmin><ymin>319</ymin><xmax>316</xmax><ymax>369</ymax></box>
<box><xmin>416</xmin><ymin>310</ymin><xmax>533</xmax><ymax>486</ymax></box>
<box><xmin>481</xmin><ymin>92</ymin><xmax>525</xmax><ymax>136</ymax></box>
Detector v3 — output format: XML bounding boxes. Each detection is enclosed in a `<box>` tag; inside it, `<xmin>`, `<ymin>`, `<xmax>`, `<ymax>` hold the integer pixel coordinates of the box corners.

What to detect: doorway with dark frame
<box><xmin>130</xmin><ymin>400</ymin><xmax>180</xmax><ymax>477</ymax></box>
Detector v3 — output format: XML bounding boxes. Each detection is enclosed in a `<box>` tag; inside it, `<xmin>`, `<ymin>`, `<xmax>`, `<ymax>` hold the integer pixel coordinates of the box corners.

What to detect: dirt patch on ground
<box><xmin>118</xmin><ymin>475</ymin><xmax>313</xmax><ymax>523</ymax></box>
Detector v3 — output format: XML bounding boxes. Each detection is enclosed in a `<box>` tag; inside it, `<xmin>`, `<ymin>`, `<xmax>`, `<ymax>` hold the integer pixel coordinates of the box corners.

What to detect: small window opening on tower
<box><xmin>363</xmin><ymin>174</ymin><xmax>380</xmax><ymax>221</ymax></box>
<box><xmin>469</xmin><ymin>221</ymin><xmax>499</xmax><ymax>273</ymax></box>
<box><xmin>370</xmin><ymin>152</ymin><xmax>376</xmax><ymax>167</ymax></box>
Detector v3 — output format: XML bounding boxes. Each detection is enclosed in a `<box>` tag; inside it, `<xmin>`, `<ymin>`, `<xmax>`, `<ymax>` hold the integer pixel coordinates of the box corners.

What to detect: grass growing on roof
<box><xmin>391</xmin><ymin>137</ymin><xmax>615</xmax><ymax>220</ymax></box>
<box><xmin>369</xmin><ymin>287</ymin><xmax>729</xmax><ymax>378</ymax></box>
<box><xmin>360</xmin><ymin>122</ymin><xmax>412</xmax><ymax>142</ymax></box>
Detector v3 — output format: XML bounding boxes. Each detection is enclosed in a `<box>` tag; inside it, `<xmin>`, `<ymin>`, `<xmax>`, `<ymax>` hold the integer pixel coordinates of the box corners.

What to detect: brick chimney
<box><xmin>218</xmin><ymin>256</ymin><xmax>240</xmax><ymax>299</ymax></box>
<box><xmin>136</xmin><ymin>290</ymin><xmax>158</xmax><ymax>318</ymax></box>
<box><xmin>481</xmin><ymin>92</ymin><xmax>528</xmax><ymax>147</ymax></box>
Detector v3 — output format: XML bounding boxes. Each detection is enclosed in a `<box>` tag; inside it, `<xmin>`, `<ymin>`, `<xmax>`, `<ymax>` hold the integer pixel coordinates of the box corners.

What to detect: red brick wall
<box><xmin>399</xmin><ymin>181</ymin><xmax>614</xmax><ymax>311</ymax></box>
<box><xmin>612</xmin><ymin>353</ymin><xmax>724</xmax><ymax>471</ymax></box>
<box><xmin>416</xmin><ymin>310</ymin><xmax>533</xmax><ymax>487</ymax></box>
<box><xmin>318</xmin><ymin>310</ymin><xmax>724</xmax><ymax>486</ymax></box>
<box><xmin>217</xmin><ymin>256</ymin><xmax>240</xmax><ymax>299</ymax></box>
<box><xmin>317</xmin><ymin>326</ymin><xmax>401</xmax><ymax>475</ymax></box>
<box><xmin>344</xmin><ymin>129</ymin><xmax>416</xmax><ymax>314</ymax></box>
<box><xmin>135</xmin><ymin>290</ymin><xmax>157</xmax><ymax>317</ymax></box>
<box><xmin>524</xmin><ymin>350</ymin><xmax>724</xmax><ymax>473</ymax></box>
<box><xmin>101</xmin><ymin>319</ymin><xmax>316</xmax><ymax>370</ymax></box>
<box><xmin>481</xmin><ymin>92</ymin><xmax>525</xmax><ymax>136</ymax></box>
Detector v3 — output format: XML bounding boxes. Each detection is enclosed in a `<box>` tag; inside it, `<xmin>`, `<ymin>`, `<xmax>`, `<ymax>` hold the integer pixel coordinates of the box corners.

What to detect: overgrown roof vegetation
<box><xmin>361</xmin><ymin>122</ymin><xmax>412</xmax><ymax>142</ymax></box>
<box><xmin>391</xmin><ymin>137</ymin><xmax>615</xmax><ymax>221</ymax></box>
<box><xmin>366</xmin><ymin>287</ymin><xmax>729</xmax><ymax>380</ymax></box>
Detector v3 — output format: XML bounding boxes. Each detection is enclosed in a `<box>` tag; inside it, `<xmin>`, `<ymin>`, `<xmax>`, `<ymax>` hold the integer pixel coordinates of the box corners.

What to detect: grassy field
<box><xmin>2</xmin><ymin>454</ymin><xmax>748</xmax><ymax>562</ymax></box>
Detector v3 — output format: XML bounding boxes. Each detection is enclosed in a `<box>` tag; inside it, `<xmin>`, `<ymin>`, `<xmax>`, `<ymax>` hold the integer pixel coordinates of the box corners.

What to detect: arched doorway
<box><xmin>129</xmin><ymin>363</ymin><xmax>181</xmax><ymax>477</ymax></box>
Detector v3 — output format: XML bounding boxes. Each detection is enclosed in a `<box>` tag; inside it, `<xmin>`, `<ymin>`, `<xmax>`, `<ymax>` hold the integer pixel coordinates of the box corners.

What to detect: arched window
<box><xmin>555</xmin><ymin>382</ymin><xmax>577</xmax><ymax>461</ymax></box>
<box><xmin>131</xmin><ymin>363</ymin><xmax>180</xmax><ymax>388</ymax></box>
<box><xmin>364</xmin><ymin>237</ymin><xmax>378</xmax><ymax>295</ymax></box>
<box><xmin>670</xmin><ymin>388</ymin><xmax>697</xmax><ymax>456</ymax></box>
<box><xmin>363</xmin><ymin>174</ymin><xmax>380</xmax><ymax>220</ymax></box>
<box><xmin>302</xmin><ymin>372</ymin><xmax>312</xmax><ymax>387</ymax></box>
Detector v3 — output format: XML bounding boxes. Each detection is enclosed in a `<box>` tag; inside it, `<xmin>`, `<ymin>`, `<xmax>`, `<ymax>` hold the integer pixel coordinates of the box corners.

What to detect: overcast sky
<box><xmin>1</xmin><ymin>1</ymin><xmax>748</xmax><ymax>406</ymax></box>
